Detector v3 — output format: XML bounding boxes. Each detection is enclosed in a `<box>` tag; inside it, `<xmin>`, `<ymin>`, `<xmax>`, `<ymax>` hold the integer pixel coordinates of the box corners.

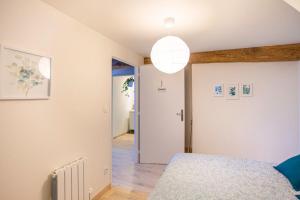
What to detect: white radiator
<box><xmin>51</xmin><ymin>158</ymin><xmax>87</xmax><ymax>200</ymax></box>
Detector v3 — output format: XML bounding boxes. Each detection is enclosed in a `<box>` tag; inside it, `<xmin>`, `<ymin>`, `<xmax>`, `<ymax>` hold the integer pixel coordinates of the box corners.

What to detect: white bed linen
<box><xmin>150</xmin><ymin>153</ymin><xmax>297</xmax><ymax>200</ymax></box>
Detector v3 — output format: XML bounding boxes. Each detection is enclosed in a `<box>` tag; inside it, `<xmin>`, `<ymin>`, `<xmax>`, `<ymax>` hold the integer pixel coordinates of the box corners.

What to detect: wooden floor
<box><xmin>99</xmin><ymin>187</ymin><xmax>148</xmax><ymax>200</ymax></box>
<box><xmin>100</xmin><ymin>134</ymin><xmax>166</xmax><ymax>199</ymax></box>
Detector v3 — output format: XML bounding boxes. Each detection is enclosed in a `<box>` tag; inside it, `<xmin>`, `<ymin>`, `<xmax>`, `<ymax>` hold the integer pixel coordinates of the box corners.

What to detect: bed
<box><xmin>150</xmin><ymin>153</ymin><xmax>298</xmax><ymax>200</ymax></box>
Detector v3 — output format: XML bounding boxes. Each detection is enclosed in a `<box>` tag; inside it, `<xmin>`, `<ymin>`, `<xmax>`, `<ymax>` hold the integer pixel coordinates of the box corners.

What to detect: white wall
<box><xmin>0</xmin><ymin>1</ymin><xmax>143</xmax><ymax>200</ymax></box>
<box><xmin>192</xmin><ymin>62</ymin><xmax>300</xmax><ymax>163</ymax></box>
<box><xmin>112</xmin><ymin>75</ymin><xmax>134</xmax><ymax>138</ymax></box>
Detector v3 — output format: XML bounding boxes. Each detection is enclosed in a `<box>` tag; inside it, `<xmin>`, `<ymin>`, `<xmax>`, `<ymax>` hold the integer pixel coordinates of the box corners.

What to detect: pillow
<box><xmin>274</xmin><ymin>154</ymin><xmax>300</xmax><ymax>191</ymax></box>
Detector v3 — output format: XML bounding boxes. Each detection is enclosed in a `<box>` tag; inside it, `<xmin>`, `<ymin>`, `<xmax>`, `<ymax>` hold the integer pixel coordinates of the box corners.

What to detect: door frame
<box><xmin>111</xmin><ymin>56</ymin><xmax>140</xmax><ymax>163</ymax></box>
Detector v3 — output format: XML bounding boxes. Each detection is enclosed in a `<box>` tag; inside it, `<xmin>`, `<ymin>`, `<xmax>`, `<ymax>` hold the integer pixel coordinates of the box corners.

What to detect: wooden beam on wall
<box><xmin>144</xmin><ymin>43</ymin><xmax>300</xmax><ymax>65</ymax></box>
<box><xmin>144</xmin><ymin>57</ymin><xmax>152</xmax><ymax>65</ymax></box>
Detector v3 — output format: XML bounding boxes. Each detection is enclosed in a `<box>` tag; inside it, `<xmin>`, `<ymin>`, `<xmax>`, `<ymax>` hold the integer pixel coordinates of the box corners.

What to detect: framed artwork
<box><xmin>0</xmin><ymin>45</ymin><xmax>51</xmax><ymax>99</ymax></box>
<box><xmin>213</xmin><ymin>83</ymin><xmax>224</xmax><ymax>97</ymax></box>
<box><xmin>240</xmin><ymin>83</ymin><xmax>253</xmax><ymax>97</ymax></box>
<box><xmin>226</xmin><ymin>83</ymin><xmax>239</xmax><ymax>99</ymax></box>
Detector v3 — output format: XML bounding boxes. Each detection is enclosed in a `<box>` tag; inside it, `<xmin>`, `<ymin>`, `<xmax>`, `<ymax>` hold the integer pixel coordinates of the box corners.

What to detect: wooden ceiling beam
<box><xmin>112</xmin><ymin>65</ymin><xmax>133</xmax><ymax>70</ymax></box>
<box><xmin>144</xmin><ymin>43</ymin><xmax>300</xmax><ymax>65</ymax></box>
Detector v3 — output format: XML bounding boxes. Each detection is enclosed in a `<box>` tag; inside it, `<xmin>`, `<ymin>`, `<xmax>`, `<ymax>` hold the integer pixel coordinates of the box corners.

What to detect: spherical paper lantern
<box><xmin>150</xmin><ymin>36</ymin><xmax>190</xmax><ymax>74</ymax></box>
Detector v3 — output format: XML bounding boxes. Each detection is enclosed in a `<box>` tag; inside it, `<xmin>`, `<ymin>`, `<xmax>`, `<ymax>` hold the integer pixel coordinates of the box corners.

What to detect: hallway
<box><xmin>112</xmin><ymin>134</ymin><xmax>166</xmax><ymax>193</ymax></box>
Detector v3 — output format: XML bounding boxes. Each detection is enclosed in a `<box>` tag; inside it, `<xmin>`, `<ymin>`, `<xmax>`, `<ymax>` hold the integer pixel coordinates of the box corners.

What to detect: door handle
<box><xmin>176</xmin><ymin>109</ymin><xmax>184</xmax><ymax>122</ymax></box>
<box><xmin>181</xmin><ymin>109</ymin><xmax>184</xmax><ymax>122</ymax></box>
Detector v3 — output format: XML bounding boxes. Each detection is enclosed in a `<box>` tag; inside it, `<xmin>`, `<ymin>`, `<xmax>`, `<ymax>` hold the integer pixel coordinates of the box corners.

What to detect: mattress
<box><xmin>150</xmin><ymin>153</ymin><xmax>297</xmax><ymax>200</ymax></box>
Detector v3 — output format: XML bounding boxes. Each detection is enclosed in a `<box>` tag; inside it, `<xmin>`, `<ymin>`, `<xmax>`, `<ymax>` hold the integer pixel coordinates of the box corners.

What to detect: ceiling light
<box><xmin>38</xmin><ymin>57</ymin><xmax>51</xmax><ymax>79</ymax></box>
<box><xmin>283</xmin><ymin>0</ymin><xmax>300</xmax><ymax>12</ymax></box>
<box><xmin>164</xmin><ymin>17</ymin><xmax>175</xmax><ymax>28</ymax></box>
<box><xmin>150</xmin><ymin>18</ymin><xmax>190</xmax><ymax>74</ymax></box>
<box><xmin>150</xmin><ymin>35</ymin><xmax>190</xmax><ymax>74</ymax></box>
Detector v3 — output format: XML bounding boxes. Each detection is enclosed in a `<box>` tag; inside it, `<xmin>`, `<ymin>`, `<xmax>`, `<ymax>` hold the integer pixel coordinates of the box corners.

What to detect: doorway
<box><xmin>111</xmin><ymin>58</ymin><xmax>140</xmax><ymax>187</ymax></box>
<box><xmin>110</xmin><ymin>61</ymin><xmax>168</xmax><ymax>193</ymax></box>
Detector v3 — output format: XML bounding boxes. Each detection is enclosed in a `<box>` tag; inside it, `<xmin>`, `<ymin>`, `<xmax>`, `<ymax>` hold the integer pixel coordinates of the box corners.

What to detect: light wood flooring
<box><xmin>99</xmin><ymin>187</ymin><xmax>148</xmax><ymax>200</ymax></box>
<box><xmin>100</xmin><ymin>133</ymin><xmax>166</xmax><ymax>199</ymax></box>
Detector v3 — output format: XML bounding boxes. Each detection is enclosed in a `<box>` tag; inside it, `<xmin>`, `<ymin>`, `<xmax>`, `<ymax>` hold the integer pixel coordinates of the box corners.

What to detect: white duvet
<box><xmin>150</xmin><ymin>153</ymin><xmax>297</xmax><ymax>200</ymax></box>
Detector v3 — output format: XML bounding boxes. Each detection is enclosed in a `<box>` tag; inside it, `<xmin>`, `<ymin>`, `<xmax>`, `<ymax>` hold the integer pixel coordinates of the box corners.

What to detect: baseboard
<box><xmin>92</xmin><ymin>184</ymin><xmax>111</xmax><ymax>200</ymax></box>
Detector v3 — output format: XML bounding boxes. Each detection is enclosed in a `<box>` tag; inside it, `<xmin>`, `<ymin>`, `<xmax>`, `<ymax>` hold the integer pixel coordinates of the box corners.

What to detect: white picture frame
<box><xmin>0</xmin><ymin>45</ymin><xmax>51</xmax><ymax>100</ymax></box>
<box><xmin>240</xmin><ymin>83</ymin><xmax>253</xmax><ymax>97</ymax></box>
<box><xmin>226</xmin><ymin>83</ymin><xmax>239</xmax><ymax>100</ymax></box>
<box><xmin>213</xmin><ymin>83</ymin><xmax>224</xmax><ymax>97</ymax></box>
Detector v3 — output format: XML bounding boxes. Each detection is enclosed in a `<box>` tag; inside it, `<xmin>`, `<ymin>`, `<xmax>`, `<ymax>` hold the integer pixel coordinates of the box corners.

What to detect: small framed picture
<box><xmin>226</xmin><ymin>84</ymin><xmax>239</xmax><ymax>99</ymax></box>
<box><xmin>240</xmin><ymin>83</ymin><xmax>253</xmax><ymax>97</ymax></box>
<box><xmin>0</xmin><ymin>45</ymin><xmax>51</xmax><ymax>100</ymax></box>
<box><xmin>213</xmin><ymin>83</ymin><xmax>224</xmax><ymax>97</ymax></box>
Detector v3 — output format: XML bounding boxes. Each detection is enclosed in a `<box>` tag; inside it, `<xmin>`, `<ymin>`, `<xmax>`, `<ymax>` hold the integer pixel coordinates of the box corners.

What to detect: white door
<box><xmin>140</xmin><ymin>65</ymin><xmax>185</xmax><ymax>164</ymax></box>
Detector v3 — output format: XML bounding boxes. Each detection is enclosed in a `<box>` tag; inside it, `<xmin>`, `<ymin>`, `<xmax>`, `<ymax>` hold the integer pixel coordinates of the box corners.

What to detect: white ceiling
<box><xmin>42</xmin><ymin>0</ymin><xmax>300</xmax><ymax>56</ymax></box>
